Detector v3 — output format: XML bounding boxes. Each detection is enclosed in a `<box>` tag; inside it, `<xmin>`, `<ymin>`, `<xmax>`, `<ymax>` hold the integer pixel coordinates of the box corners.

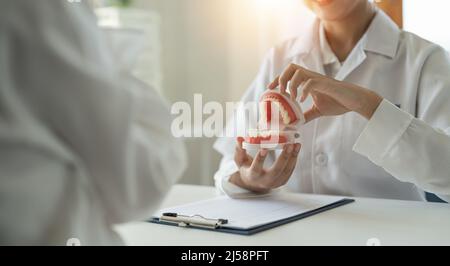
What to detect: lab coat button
<box><xmin>316</xmin><ymin>153</ymin><xmax>328</xmax><ymax>166</ymax></box>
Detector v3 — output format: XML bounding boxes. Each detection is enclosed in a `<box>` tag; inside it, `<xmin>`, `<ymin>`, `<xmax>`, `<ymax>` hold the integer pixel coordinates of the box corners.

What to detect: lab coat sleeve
<box><xmin>213</xmin><ymin>49</ymin><xmax>277</xmax><ymax>198</ymax></box>
<box><xmin>353</xmin><ymin>47</ymin><xmax>450</xmax><ymax>202</ymax></box>
<box><xmin>4</xmin><ymin>1</ymin><xmax>187</xmax><ymax>223</ymax></box>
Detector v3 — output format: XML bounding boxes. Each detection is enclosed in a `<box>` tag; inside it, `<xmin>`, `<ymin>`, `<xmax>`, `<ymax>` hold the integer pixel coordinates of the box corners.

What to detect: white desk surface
<box><xmin>115</xmin><ymin>184</ymin><xmax>450</xmax><ymax>246</ymax></box>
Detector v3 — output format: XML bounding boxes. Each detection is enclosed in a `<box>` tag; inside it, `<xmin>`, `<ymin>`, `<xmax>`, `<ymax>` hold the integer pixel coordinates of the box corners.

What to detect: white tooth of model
<box><xmin>261</xmin><ymin>100</ymin><xmax>292</xmax><ymax>126</ymax></box>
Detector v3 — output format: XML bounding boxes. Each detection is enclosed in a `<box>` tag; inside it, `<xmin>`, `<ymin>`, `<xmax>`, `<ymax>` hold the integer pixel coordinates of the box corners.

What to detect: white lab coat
<box><xmin>0</xmin><ymin>1</ymin><xmax>186</xmax><ymax>245</ymax></box>
<box><xmin>214</xmin><ymin>10</ymin><xmax>450</xmax><ymax>202</ymax></box>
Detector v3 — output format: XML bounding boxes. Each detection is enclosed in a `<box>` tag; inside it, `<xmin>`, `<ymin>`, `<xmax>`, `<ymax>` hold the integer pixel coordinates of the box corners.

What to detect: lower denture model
<box><xmin>242</xmin><ymin>90</ymin><xmax>305</xmax><ymax>150</ymax></box>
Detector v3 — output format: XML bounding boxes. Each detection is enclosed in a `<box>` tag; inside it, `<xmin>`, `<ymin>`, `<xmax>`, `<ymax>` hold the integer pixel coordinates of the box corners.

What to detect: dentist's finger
<box><xmin>300</xmin><ymin>78</ymin><xmax>317</xmax><ymax>102</ymax></box>
<box><xmin>278</xmin><ymin>64</ymin><xmax>299</xmax><ymax>94</ymax></box>
<box><xmin>249</xmin><ymin>149</ymin><xmax>268</xmax><ymax>175</ymax></box>
<box><xmin>289</xmin><ymin>70</ymin><xmax>307</xmax><ymax>100</ymax></box>
<box><xmin>277</xmin><ymin>143</ymin><xmax>302</xmax><ymax>186</ymax></box>
<box><xmin>234</xmin><ymin>137</ymin><xmax>248</xmax><ymax>167</ymax></box>
<box><xmin>274</xmin><ymin>144</ymin><xmax>301</xmax><ymax>187</ymax></box>
<box><xmin>267</xmin><ymin>76</ymin><xmax>280</xmax><ymax>90</ymax></box>
<box><xmin>267</xmin><ymin>144</ymin><xmax>294</xmax><ymax>176</ymax></box>
<box><xmin>303</xmin><ymin>106</ymin><xmax>322</xmax><ymax>123</ymax></box>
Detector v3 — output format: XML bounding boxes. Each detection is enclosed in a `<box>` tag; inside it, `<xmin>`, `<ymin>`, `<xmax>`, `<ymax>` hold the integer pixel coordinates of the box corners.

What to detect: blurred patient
<box><xmin>0</xmin><ymin>0</ymin><xmax>186</xmax><ymax>244</ymax></box>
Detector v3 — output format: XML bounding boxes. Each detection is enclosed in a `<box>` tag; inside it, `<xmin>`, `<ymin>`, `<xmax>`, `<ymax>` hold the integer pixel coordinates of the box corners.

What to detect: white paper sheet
<box><xmin>154</xmin><ymin>193</ymin><xmax>342</xmax><ymax>230</ymax></box>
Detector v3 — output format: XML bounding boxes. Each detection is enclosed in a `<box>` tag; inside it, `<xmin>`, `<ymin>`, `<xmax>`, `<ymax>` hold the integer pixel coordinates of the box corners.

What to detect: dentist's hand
<box><xmin>230</xmin><ymin>139</ymin><xmax>301</xmax><ymax>193</ymax></box>
<box><xmin>268</xmin><ymin>64</ymin><xmax>383</xmax><ymax>122</ymax></box>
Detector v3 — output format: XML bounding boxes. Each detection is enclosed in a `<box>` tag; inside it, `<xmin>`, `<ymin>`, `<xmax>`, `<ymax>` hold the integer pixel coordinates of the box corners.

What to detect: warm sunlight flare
<box><xmin>251</xmin><ymin>0</ymin><xmax>301</xmax><ymax>14</ymax></box>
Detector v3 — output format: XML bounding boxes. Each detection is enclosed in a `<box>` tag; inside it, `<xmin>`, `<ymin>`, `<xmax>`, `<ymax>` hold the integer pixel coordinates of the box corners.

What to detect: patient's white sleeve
<box><xmin>0</xmin><ymin>0</ymin><xmax>187</xmax><ymax>235</ymax></box>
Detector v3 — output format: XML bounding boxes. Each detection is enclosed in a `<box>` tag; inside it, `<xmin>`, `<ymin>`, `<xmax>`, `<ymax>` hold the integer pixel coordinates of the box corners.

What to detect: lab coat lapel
<box><xmin>301</xmin><ymin>47</ymin><xmax>327</xmax><ymax>75</ymax></box>
<box><xmin>292</xmin><ymin>10</ymin><xmax>400</xmax><ymax>80</ymax></box>
<box><xmin>332</xmin><ymin>9</ymin><xmax>400</xmax><ymax>81</ymax></box>
<box><xmin>335</xmin><ymin>45</ymin><xmax>367</xmax><ymax>81</ymax></box>
<box><xmin>292</xmin><ymin>20</ymin><xmax>327</xmax><ymax>75</ymax></box>
<box><xmin>289</xmin><ymin>17</ymin><xmax>366</xmax><ymax>79</ymax></box>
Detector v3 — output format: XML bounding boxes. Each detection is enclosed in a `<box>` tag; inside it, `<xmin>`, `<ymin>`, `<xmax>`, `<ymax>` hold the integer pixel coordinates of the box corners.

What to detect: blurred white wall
<box><xmin>404</xmin><ymin>0</ymin><xmax>450</xmax><ymax>50</ymax></box>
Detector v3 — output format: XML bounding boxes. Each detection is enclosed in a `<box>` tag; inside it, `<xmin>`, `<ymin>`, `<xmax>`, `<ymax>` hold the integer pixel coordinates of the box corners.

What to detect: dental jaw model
<box><xmin>260</xmin><ymin>91</ymin><xmax>305</xmax><ymax>126</ymax></box>
<box><xmin>242</xmin><ymin>90</ymin><xmax>305</xmax><ymax>150</ymax></box>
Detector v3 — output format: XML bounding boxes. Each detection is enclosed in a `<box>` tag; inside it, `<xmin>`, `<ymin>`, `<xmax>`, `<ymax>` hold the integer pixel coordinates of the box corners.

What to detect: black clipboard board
<box><xmin>149</xmin><ymin>198</ymin><xmax>354</xmax><ymax>236</ymax></box>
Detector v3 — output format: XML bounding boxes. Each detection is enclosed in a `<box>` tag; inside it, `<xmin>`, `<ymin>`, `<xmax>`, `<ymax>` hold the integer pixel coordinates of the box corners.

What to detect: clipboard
<box><xmin>150</xmin><ymin>196</ymin><xmax>355</xmax><ymax>236</ymax></box>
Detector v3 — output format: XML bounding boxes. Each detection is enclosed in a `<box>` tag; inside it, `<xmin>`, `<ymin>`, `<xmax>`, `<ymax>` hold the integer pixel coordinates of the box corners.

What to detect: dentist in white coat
<box><xmin>214</xmin><ymin>0</ymin><xmax>450</xmax><ymax>202</ymax></box>
<box><xmin>0</xmin><ymin>1</ymin><xmax>186</xmax><ymax>245</ymax></box>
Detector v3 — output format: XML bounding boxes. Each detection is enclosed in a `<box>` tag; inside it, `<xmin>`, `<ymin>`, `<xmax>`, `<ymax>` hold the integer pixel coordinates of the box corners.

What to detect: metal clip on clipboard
<box><xmin>160</xmin><ymin>213</ymin><xmax>228</xmax><ymax>229</ymax></box>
